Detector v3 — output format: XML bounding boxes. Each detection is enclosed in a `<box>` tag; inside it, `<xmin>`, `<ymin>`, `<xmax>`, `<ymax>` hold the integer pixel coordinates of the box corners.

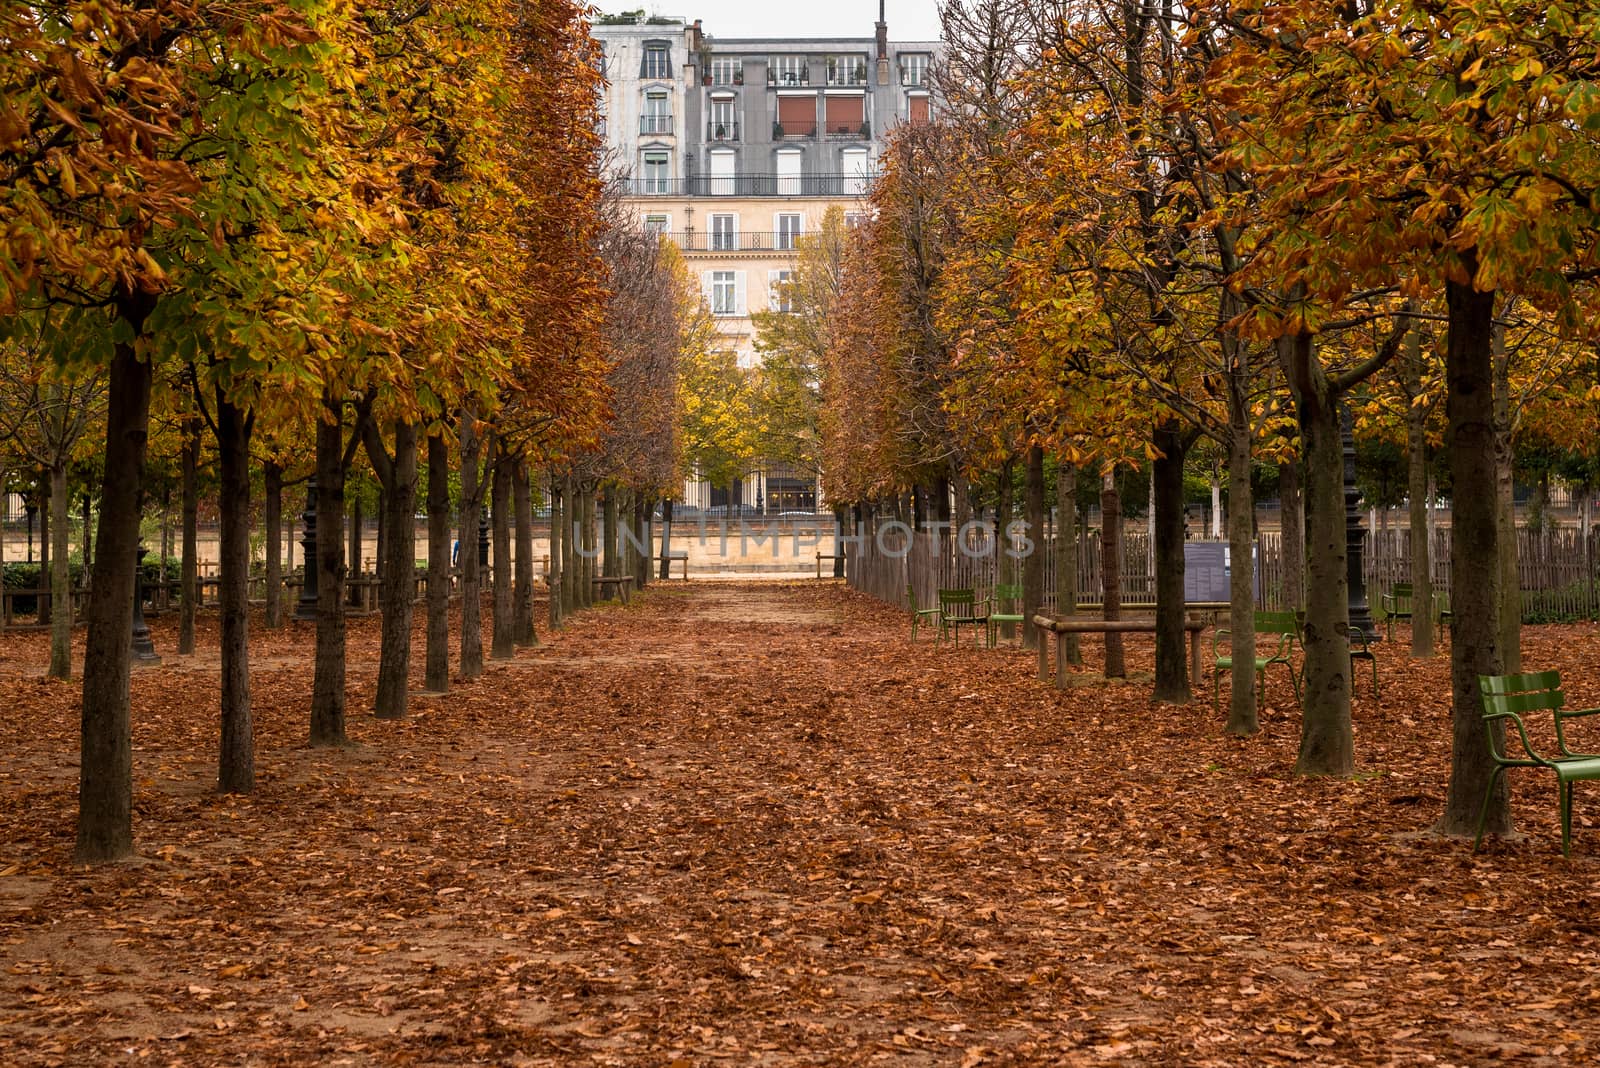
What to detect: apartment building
<box><xmin>593</xmin><ymin>6</ymin><xmax>938</xmax><ymax>512</ymax></box>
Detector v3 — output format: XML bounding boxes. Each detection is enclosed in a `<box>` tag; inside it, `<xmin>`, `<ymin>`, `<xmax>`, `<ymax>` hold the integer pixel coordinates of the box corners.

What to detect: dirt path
<box><xmin>3</xmin><ymin>582</ymin><xmax>1600</xmax><ymax>1065</ymax></box>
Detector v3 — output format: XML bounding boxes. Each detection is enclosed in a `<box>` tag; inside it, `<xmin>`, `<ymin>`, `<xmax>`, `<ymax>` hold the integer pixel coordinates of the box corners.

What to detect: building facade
<box><xmin>593</xmin><ymin>7</ymin><xmax>937</xmax><ymax>512</ymax></box>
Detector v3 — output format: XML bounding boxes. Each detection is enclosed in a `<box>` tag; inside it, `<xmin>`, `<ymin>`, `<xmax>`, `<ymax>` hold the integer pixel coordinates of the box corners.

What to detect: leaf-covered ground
<box><xmin>3</xmin><ymin>581</ymin><xmax>1600</xmax><ymax>1066</ymax></box>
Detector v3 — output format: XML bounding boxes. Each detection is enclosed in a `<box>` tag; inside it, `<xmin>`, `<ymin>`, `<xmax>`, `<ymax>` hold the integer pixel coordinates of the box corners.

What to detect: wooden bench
<box><xmin>593</xmin><ymin>575</ymin><xmax>633</xmax><ymax>605</ymax></box>
<box><xmin>662</xmin><ymin>551</ymin><xmax>689</xmax><ymax>580</ymax></box>
<box><xmin>1477</xmin><ymin>671</ymin><xmax>1600</xmax><ymax>856</ymax></box>
<box><xmin>814</xmin><ymin>552</ymin><xmax>840</xmax><ymax>579</ymax></box>
<box><xmin>1033</xmin><ymin>613</ymin><xmax>1208</xmax><ymax>687</ymax></box>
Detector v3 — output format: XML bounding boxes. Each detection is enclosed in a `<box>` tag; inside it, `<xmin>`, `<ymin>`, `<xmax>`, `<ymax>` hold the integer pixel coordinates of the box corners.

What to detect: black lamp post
<box><xmin>131</xmin><ymin>547</ymin><xmax>161</xmax><ymax>663</ymax></box>
<box><xmin>295</xmin><ymin>477</ymin><xmax>319</xmax><ymax>621</ymax></box>
<box><xmin>25</xmin><ymin>502</ymin><xmax>36</xmax><ymax>563</ymax></box>
<box><xmin>478</xmin><ymin>506</ymin><xmax>490</xmax><ymax>568</ymax></box>
<box><xmin>1343</xmin><ymin>403</ymin><xmax>1377</xmax><ymax>640</ymax></box>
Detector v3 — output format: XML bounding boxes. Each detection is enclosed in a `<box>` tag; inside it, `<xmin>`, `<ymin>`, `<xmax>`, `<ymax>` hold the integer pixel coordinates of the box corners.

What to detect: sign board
<box><xmin>1184</xmin><ymin>540</ymin><xmax>1259</xmax><ymax>603</ymax></box>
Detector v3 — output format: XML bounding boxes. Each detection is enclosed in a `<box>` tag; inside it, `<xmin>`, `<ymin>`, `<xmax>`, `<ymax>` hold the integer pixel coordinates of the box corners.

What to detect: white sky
<box><xmin>594</xmin><ymin>2</ymin><xmax>944</xmax><ymax>42</ymax></box>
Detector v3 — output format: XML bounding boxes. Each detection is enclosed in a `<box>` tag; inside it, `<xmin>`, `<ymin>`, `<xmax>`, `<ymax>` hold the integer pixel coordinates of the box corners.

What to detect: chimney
<box><xmin>875</xmin><ymin>0</ymin><xmax>890</xmax><ymax>84</ymax></box>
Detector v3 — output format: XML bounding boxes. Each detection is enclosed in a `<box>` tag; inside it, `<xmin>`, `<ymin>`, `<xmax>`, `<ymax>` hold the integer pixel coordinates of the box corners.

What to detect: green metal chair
<box><xmin>1213</xmin><ymin>610</ymin><xmax>1301</xmax><ymax>710</ymax></box>
<box><xmin>1476</xmin><ymin>671</ymin><xmax>1600</xmax><ymax>857</ymax></box>
<box><xmin>1380</xmin><ymin>582</ymin><xmax>1415</xmax><ymax>640</ymax></box>
<box><xmin>907</xmin><ymin>583</ymin><xmax>940</xmax><ymax>641</ymax></box>
<box><xmin>936</xmin><ymin>588</ymin><xmax>990</xmax><ymax>647</ymax></box>
<box><xmin>988</xmin><ymin>583</ymin><xmax>1025</xmax><ymax>647</ymax></box>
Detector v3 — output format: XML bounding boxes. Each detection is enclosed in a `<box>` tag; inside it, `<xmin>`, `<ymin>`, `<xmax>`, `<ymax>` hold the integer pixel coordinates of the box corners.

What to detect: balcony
<box><xmin>620</xmin><ymin>173</ymin><xmax>877</xmax><ymax>197</ymax></box>
<box><xmin>706</xmin><ymin>119</ymin><xmax>742</xmax><ymax>142</ymax></box>
<box><xmin>772</xmin><ymin>119</ymin><xmax>818</xmax><ymax>140</ymax></box>
<box><xmin>639</xmin><ymin>115</ymin><xmax>674</xmax><ymax>135</ymax></box>
<box><xmin>768</xmin><ymin>68</ymin><xmax>811</xmax><ymax>87</ymax></box>
<box><xmin>823</xmin><ymin>120</ymin><xmax>870</xmax><ymax>140</ymax></box>
<box><xmin>667</xmin><ymin>231</ymin><xmax>806</xmax><ymax>252</ymax></box>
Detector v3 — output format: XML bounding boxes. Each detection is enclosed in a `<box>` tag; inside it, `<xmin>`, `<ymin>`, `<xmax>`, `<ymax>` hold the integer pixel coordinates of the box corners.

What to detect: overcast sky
<box><xmin>594</xmin><ymin>2</ymin><xmax>944</xmax><ymax>41</ymax></box>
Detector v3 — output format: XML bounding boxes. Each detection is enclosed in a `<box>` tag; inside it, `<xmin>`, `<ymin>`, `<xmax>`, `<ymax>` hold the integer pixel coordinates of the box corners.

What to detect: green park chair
<box><xmin>937</xmin><ymin>588</ymin><xmax>991</xmax><ymax>648</ymax></box>
<box><xmin>1476</xmin><ymin>671</ymin><xmax>1600</xmax><ymax>857</ymax></box>
<box><xmin>907</xmin><ymin>584</ymin><xmax>940</xmax><ymax>641</ymax></box>
<box><xmin>1213</xmin><ymin>610</ymin><xmax>1301</xmax><ymax>711</ymax></box>
<box><xmin>1380</xmin><ymin>582</ymin><xmax>1415</xmax><ymax>641</ymax></box>
<box><xmin>988</xmin><ymin>583</ymin><xmax>1025</xmax><ymax>647</ymax></box>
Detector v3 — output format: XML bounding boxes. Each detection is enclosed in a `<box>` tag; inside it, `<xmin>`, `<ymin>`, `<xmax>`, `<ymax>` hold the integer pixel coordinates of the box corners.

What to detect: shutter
<box><xmin>767</xmin><ymin>269</ymin><xmax>781</xmax><ymax>310</ymax></box>
<box><xmin>777</xmin><ymin>95</ymin><xmax>815</xmax><ymax>134</ymax></box>
<box><xmin>824</xmin><ymin>95</ymin><xmax>864</xmax><ymax>133</ymax></box>
<box><xmin>735</xmin><ymin>272</ymin><xmax>748</xmax><ymax>315</ymax></box>
<box><xmin>909</xmin><ymin>95</ymin><xmax>930</xmax><ymax>124</ymax></box>
<box><xmin>701</xmin><ymin>271</ymin><xmax>714</xmax><ymax>310</ymax></box>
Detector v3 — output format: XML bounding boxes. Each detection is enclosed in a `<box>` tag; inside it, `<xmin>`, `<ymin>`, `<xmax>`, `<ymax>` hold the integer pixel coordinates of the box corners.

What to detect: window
<box><xmin>710</xmin><ymin>98</ymin><xmax>737</xmax><ymax>141</ymax></box>
<box><xmin>642</xmin><ymin>42</ymin><xmax>672</xmax><ymax>80</ymax></box>
<box><xmin>845</xmin><ymin>211</ymin><xmax>867</xmax><ymax>229</ymax></box>
<box><xmin>842</xmin><ymin>148</ymin><xmax>871</xmax><ymax>196</ymax></box>
<box><xmin>710</xmin><ymin>214</ymin><xmax>737</xmax><ymax>251</ymax></box>
<box><xmin>900</xmin><ymin>53</ymin><xmax>929</xmax><ymax>86</ymax></box>
<box><xmin>641</xmin><ymin>91</ymin><xmax>671</xmax><ymax>135</ymax></box>
<box><xmin>824</xmin><ymin>95</ymin><xmax>865</xmax><ymax>136</ymax></box>
<box><xmin>708</xmin><ymin>149</ymin><xmax>736</xmax><ymax>195</ymax></box>
<box><xmin>769</xmin><ymin>55</ymin><xmax>808</xmax><ymax>86</ymax></box>
<box><xmin>775</xmin><ymin>150</ymin><xmax>803</xmax><ymax>195</ymax></box>
<box><xmin>711</xmin><ymin>271</ymin><xmax>740</xmax><ymax>315</ymax></box>
<box><xmin>775</xmin><ymin>95</ymin><xmax>815</xmax><ymax>138</ymax></box>
<box><xmin>769</xmin><ymin>269</ymin><xmax>795</xmax><ymax>312</ymax></box>
<box><xmin>642</xmin><ymin>151</ymin><xmax>670</xmax><ymax>194</ymax></box>
<box><xmin>908</xmin><ymin>94</ymin><xmax>930</xmax><ymax>125</ymax></box>
<box><xmin>643</xmin><ymin>215</ymin><xmax>670</xmax><ymax>235</ymax></box>
<box><xmin>776</xmin><ymin>214</ymin><xmax>802</xmax><ymax>251</ymax></box>
<box><xmin>711</xmin><ymin>56</ymin><xmax>741</xmax><ymax>85</ymax></box>
<box><xmin>827</xmin><ymin>54</ymin><xmax>868</xmax><ymax>86</ymax></box>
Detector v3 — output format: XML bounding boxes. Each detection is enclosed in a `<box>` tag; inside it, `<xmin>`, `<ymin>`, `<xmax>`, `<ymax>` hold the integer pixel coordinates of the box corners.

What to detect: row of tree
<box><xmin>768</xmin><ymin>0</ymin><xmax>1600</xmax><ymax>840</ymax></box>
<box><xmin>0</xmin><ymin>2</ymin><xmax>723</xmax><ymax>864</ymax></box>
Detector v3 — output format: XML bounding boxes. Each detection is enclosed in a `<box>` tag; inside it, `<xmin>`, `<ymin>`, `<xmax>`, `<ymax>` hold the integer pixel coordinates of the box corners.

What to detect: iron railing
<box><xmin>620</xmin><ymin>173</ymin><xmax>877</xmax><ymax>197</ymax></box>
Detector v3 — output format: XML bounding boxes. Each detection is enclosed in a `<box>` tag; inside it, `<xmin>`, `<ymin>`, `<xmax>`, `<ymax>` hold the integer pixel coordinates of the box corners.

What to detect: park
<box><xmin>7</xmin><ymin>0</ymin><xmax>1600</xmax><ymax>1064</ymax></box>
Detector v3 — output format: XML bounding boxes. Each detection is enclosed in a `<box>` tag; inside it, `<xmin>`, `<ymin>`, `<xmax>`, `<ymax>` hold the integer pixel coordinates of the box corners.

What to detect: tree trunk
<box><xmin>490</xmin><ymin>455</ymin><xmax>514</xmax><ymax>660</ymax></box>
<box><xmin>1022</xmin><ymin>446</ymin><xmax>1045</xmax><ymax>651</ymax></box>
<box><xmin>1404</xmin><ymin>324</ymin><xmax>1434</xmax><ymax>658</ymax></box>
<box><xmin>48</xmin><ymin>461</ymin><xmax>72</xmax><ymax>679</ymax></box>
<box><xmin>1493</xmin><ymin>322</ymin><xmax>1520</xmax><ymax>672</ymax></box>
<box><xmin>514</xmin><ymin>461</ymin><xmax>537</xmax><ymax>646</ymax></box>
<box><xmin>548</xmin><ymin>479</ymin><xmax>565</xmax><ymax>629</ymax></box>
<box><xmin>633</xmin><ymin>497</ymin><xmax>651</xmax><ymax>590</ymax></box>
<box><xmin>1437</xmin><ymin>278</ymin><xmax>1507</xmax><ymax>837</ymax></box>
<box><xmin>215</xmin><ymin>395</ymin><xmax>254</xmax><ymax>792</ymax></box>
<box><xmin>76</xmin><ymin>312</ymin><xmax>153</xmax><ymax>865</ymax></box>
<box><xmin>1054</xmin><ymin>459</ymin><xmax>1081</xmax><ymax>665</ymax></box>
<box><xmin>1101</xmin><ymin>469</ymin><xmax>1125</xmax><ymax>678</ymax></box>
<box><xmin>1280</xmin><ymin>454</ymin><xmax>1305</xmax><ymax>613</ymax></box>
<box><xmin>310</xmin><ymin>405</ymin><xmax>349</xmax><ymax>748</ymax></box>
<box><xmin>1225</xmin><ymin>344</ymin><xmax>1258</xmax><ymax>735</ymax></box>
<box><xmin>602</xmin><ymin>487</ymin><xmax>619</xmax><ymax>580</ymax></box>
<box><xmin>348</xmin><ymin>493</ymin><xmax>363</xmax><ymax>600</ymax></box>
<box><xmin>178</xmin><ymin>424</ymin><xmax>199</xmax><ymax>657</ymax></box>
<box><xmin>38</xmin><ymin>479</ymin><xmax>50</xmax><ymax>625</ymax></box>
<box><xmin>458</xmin><ymin>414</ymin><xmax>485</xmax><ymax>679</ymax></box>
<box><xmin>374</xmin><ymin>421</ymin><xmax>417</xmax><ymax>719</ymax></box>
<box><xmin>1293</xmin><ymin>344</ymin><xmax>1354</xmax><ymax>776</ymax></box>
<box><xmin>658</xmin><ymin>497</ymin><xmax>675</xmax><ymax>581</ymax></box>
<box><xmin>80</xmin><ymin>491</ymin><xmax>92</xmax><ymax>579</ymax></box>
<box><xmin>264</xmin><ymin>462</ymin><xmax>283</xmax><ymax>629</ymax></box>
<box><xmin>997</xmin><ymin>460</ymin><xmax>1015</xmax><ymax>641</ymax></box>
<box><xmin>1151</xmin><ymin>422</ymin><xmax>1188</xmax><ymax>700</ymax></box>
<box><xmin>581</xmin><ymin>485</ymin><xmax>597</xmax><ymax>609</ymax></box>
<box><xmin>424</xmin><ymin>434</ymin><xmax>451</xmax><ymax>694</ymax></box>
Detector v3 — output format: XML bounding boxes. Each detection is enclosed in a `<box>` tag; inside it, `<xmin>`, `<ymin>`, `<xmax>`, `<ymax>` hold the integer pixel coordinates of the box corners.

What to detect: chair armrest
<box><xmin>1344</xmin><ymin>625</ymin><xmax>1372</xmax><ymax>653</ymax></box>
<box><xmin>1556</xmin><ymin>707</ymin><xmax>1600</xmax><ymax>757</ymax></box>
<box><xmin>1379</xmin><ymin>594</ymin><xmax>1395</xmax><ymax>613</ymax></box>
<box><xmin>1213</xmin><ymin>628</ymin><xmax>1231</xmax><ymax>655</ymax></box>
<box><xmin>1486</xmin><ymin>710</ymin><xmax>1555</xmax><ymax>767</ymax></box>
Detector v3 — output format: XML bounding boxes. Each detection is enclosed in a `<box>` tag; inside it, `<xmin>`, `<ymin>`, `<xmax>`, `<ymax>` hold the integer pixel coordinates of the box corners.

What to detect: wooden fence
<box><xmin>851</xmin><ymin>520</ymin><xmax>1600</xmax><ymax>623</ymax></box>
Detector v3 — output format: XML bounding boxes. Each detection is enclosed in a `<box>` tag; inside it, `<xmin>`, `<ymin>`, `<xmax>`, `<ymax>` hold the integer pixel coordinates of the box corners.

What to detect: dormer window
<box><xmin>711</xmin><ymin>56</ymin><xmax>742</xmax><ymax>86</ymax></box>
<box><xmin>900</xmin><ymin>53</ymin><xmax>929</xmax><ymax>86</ymax></box>
<box><xmin>641</xmin><ymin>41</ymin><xmax>672</xmax><ymax>79</ymax></box>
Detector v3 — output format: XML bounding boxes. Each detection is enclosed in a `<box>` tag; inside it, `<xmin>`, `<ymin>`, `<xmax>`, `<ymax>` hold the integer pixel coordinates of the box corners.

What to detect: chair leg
<box><xmin>1473</xmin><ymin>767</ymin><xmax>1505</xmax><ymax>852</ymax></box>
<box><xmin>1288</xmin><ymin>662</ymin><xmax>1301</xmax><ymax>706</ymax></box>
<box><xmin>1562</xmin><ymin>780</ymin><xmax>1574</xmax><ymax>858</ymax></box>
